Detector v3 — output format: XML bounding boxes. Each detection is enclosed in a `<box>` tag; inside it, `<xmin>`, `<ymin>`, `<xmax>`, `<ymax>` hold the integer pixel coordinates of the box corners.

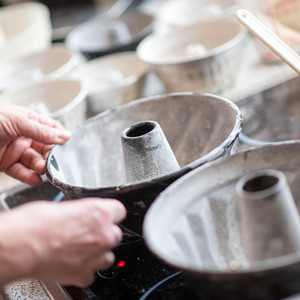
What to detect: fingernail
<box><xmin>58</xmin><ymin>130</ymin><xmax>72</xmax><ymax>140</ymax></box>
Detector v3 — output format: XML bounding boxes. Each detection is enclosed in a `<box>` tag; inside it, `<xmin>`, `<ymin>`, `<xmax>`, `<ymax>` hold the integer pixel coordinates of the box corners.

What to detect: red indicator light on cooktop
<box><xmin>117</xmin><ymin>261</ymin><xmax>126</xmax><ymax>268</ymax></box>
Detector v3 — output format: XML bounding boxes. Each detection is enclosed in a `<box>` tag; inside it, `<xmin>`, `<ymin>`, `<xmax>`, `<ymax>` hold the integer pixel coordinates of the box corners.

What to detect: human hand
<box><xmin>0</xmin><ymin>198</ymin><xmax>126</xmax><ymax>287</ymax></box>
<box><xmin>0</xmin><ymin>104</ymin><xmax>71</xmax><ymax>185</ymax></box>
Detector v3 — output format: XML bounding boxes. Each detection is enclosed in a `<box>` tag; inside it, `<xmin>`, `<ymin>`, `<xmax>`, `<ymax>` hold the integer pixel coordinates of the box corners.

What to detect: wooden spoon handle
<box><xmin>236</xmin><ymin>9</ymin><xmax>300</xmax><ymax>74</ymax></box>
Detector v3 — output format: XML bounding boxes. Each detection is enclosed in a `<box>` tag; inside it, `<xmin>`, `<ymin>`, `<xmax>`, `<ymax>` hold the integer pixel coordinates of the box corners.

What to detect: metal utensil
<box><xmin>236</xmin><ymin>9</ymin><xmax>300</xmax><ymax>74</ymax></box>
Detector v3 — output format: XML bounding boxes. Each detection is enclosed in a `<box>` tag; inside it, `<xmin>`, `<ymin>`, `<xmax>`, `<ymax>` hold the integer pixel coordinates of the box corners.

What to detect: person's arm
<box><xmin>0</xmin><ymin>198</ymin><xmax>126</xmax><ymax>287</ymax></box>
<box><xmin>0</xmin><ymin>104</ymin><xmax>71</xmax><ymax>185</ymax></box>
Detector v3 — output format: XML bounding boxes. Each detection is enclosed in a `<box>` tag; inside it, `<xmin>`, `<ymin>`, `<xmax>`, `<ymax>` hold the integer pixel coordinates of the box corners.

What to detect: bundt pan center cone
<box><xmin>46</xmin><ymin>92</ymin><xmax>242</xmax><ymax>234</ymax></box>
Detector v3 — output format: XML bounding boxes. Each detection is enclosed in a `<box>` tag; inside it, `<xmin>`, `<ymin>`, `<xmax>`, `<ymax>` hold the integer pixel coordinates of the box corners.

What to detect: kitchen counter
<box><xmin>2</xmin><ymin>279</ymin><xmax>54</xmax><ymax>300</ymax></box>
<box><xmin>1</xmin><ymin>279</ymin><xmax>72</xmax><ymax>300</ymax></box>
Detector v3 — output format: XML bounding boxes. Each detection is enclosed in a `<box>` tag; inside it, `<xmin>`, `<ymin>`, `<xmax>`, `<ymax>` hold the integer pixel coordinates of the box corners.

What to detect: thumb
<box><xmin>18</xmin><ymin>119</ymin><xmax>72</xmax><ymax>144</ymax></box>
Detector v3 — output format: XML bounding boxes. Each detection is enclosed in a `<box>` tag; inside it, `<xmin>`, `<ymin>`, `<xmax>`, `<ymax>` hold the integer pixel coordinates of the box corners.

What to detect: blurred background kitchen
<box><xmin>0</xmin><ymin>0</ymin><xmax>298</xmax><ymax>190</ymax></box>
<box><xmin>0</xmin><ymin>0</ymin><xmax>298</xmax><ymax>188</ymax></box>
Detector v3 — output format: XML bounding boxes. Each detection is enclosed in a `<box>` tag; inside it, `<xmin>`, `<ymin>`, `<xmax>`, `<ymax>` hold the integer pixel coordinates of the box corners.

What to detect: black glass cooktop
<box><xmin>65</xmin><ymin>236</ymin><xmax>198</xmax><ymax>300</ymax></box>
<box><xmin>64</xmin><ymin>218</ymin><xmax>199</xmax><ymax>300</ymax></box>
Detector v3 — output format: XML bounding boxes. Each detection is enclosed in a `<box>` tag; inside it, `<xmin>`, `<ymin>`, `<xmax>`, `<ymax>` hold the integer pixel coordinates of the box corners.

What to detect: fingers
<box><xmin>20</xmin><ymin>147</ymin><xmax>46</xmax><ymax>175</ymax></box>
<box><xmin>60</xmin><ymin>199</ymin><xmax>126</xmax><ymax>250</ymax></box>
<box><xmin>101</xmin><ymin>224</ymin><xmax>124</xmax><ymax>250</ymax></box>
<box><xmin>55</xmin><ymin>199</ymin><xmax>125</xmax><ymax>288</ymax></box>
<box><xmin>0</xmin><ymin>138</ymin><xmax>47</xmax><ymax>182</ymax></box>
<box><xmin>31</xmin><ymin>141</ymin><xmax>54</xmax><ymax>158</ymax></box>
<box><xmin>62</xmin><ymin>251</ymin><xmax>116</xmax><ymax>288</ymax></box>
<box><xmin>6</xmin><ymin>162</ymin><xmax>42</xmax><ymax>185</ymax></box>
<box><xmin>27</xmin><ymin>109</ymin><xmax>65</xmax><ymax>130</ymax></box>
<box><xmin>0</xmin><ymin>104</ymin><xmax>71</xmax><ymax>145</ymax></box>
<box><xmin>94</xmin><ymin>199</ymin><xmax>127</xmax><ymax>225</ymax></box>
<box><xmin>26</xmin><ymin>110</ymin><xmax>71</xmax><ymax>143</ymax></box>
<box><xmin>0</xmin><ymin>138</ymin><xmax>32</xmax><ymax>171</ymax></box>
<box><xmin>98</xmin><ymin>251</ymin><xmax>115</xmax><ymax>271</ymax></box>
<box><xmin>18</xmin><ymin>119</ymin><xmax>72</xmax><ymax>145</ymax></box>
<box><xmin>14</xmin><ymin>109</ymin><xmax>71</xmax><ymax>144</ymax></box>
<box><xmin>64</xmin><ymin>251</ymin><xmax>116</xmax><ymax>288</ymax></box>
<box><xmin>20</xmin><ymin>141</ymin><xmax>56</xmax><ymax>174</ymax></box>
<box><xmin>112</xmin><ymin>224</ymin><xmax>123</xmax><ymax>246</ymax></box>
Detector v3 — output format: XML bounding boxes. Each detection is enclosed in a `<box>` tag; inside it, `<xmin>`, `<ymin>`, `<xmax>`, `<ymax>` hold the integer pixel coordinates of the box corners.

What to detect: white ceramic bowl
<box><xmin>137</xmin><ymin>19</ymin><xmax>247</xmax><ymax>93</ymax></box>
<box><xmin>68</xmin><ymin>51</ymin><xmax>150</xmax><ymax>115</ymax></box>
<box><xmin>0</xmin><ymin>80</ymin><xmax>87</xmax><ymax>130</ymax></box>
<box><xmin>0</xmin><ymin>45</ymin><xmax>85</xmax><ymax>93</ymax></box>
<box><xmin>157</xmin><ymin>0</ymin><xmax>238</xmax><ymax>29</ymax></box>
<box><xmin>0</xmin><ymin>2</ymin><xmax>52</xmax><ymax>61</ymax></box>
